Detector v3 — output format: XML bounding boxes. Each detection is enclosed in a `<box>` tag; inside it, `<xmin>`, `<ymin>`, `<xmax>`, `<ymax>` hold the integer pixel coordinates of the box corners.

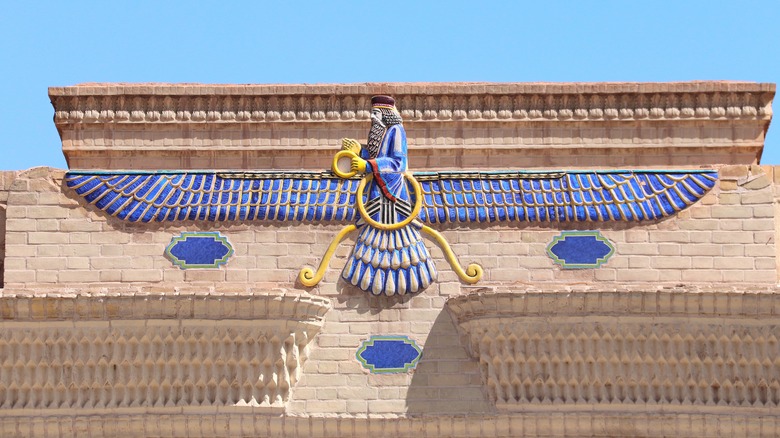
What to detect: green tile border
<box><xmin>546</xmin><ymin>230</ymin><xmax>615</xmax><ymax>269</ymax></box>
<box><xmin>356</xmin><ymin>335</ymin><xmax>423</xmax><ymax>374</ymax></box>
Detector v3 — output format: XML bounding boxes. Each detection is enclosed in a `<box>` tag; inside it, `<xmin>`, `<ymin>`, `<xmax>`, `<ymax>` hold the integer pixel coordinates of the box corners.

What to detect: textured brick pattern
<box><xmin>0</xmin><ymin>324</ymin><xmax>309</xmax><ymax>410</ymax></box>
<box><xmin>1</xmin><ymin>412</ymin><xmax>779</xmax><ymax>437</ymax></box>
<box><xmin>50</xmin><ymin>82</ymin><xmax>774</xmax><ymax>170</ymax></box>
<box><xmin>0</xmin><ymin>293</ymin><xmax>329</xmax><ymax>413</ymax></box>
<box><xmin>466</xmin><ymin>321</ymin><xmax>779</xmax><ymax>408</ymax></box>
<box><xmin>449</xmin><ymin>290</ymin><xmax>780</xmax><ymax>413</ymax></box>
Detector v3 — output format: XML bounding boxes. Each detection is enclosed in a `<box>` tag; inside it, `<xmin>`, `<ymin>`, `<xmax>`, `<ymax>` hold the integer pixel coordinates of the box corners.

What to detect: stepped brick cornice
<box><xmin>0</xmin><ymin>289</ymin><xmax>331</xmax><ymax>323</ymax></box>
<box><xmin>447</xmin><ymin>289</ymin><xmax>780</xmax><ymax>411</ymax></box>
<box><xmin>0</xmin><ymin>291</ymin><xmax>331</xmax><ymax>412</ymax></box>
<box><xmin>50</xmin><ymin>82</ymin><xmax>774</xmax><ymax>124</ymax></box>
<box><xmin>48</xmin><ymin>81</ymin><xmax>775</xmax><ymax>170</ymax></box>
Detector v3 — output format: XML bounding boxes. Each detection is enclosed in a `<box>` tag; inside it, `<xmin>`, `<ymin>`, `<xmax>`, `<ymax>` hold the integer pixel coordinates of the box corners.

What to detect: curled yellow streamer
<box><xmin>420</xmin><ymin>225</ymin><xmax>483</xmax><ymax>284</ymax></box>
<box><xmin>298</xmin><ymin>224</ymin><xmax>357</xmax><ymax>287</ymax></box>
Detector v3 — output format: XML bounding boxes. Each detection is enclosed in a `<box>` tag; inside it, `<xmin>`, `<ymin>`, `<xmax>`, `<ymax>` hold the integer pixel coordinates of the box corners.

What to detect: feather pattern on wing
<box><xmin>65</xmin><ymin>171</ymin><xmax>359</xmax><ymax>223</ymax></box>
<box><xmin>65</xmin><ymin>170</ymin><xmax>717</xmax><ymax>224</ymax></box>
<box><xmin>414</xmin><ymin>170</ymin><xmax>718</xmax><ymax>224</ymax></box>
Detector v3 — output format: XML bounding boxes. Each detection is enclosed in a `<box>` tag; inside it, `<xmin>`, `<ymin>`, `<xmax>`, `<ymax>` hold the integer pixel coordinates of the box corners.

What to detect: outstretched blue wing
<box><xmin>67</xmin><ymin>170</ymin><xmax>717</xmax><ymax>224</ymax></box>
<box><xmin>413</xmin><ymin>170</ymin><xmax>718</xmax><ymax>223</ymax></box>
<box><xmin>65</xmin><ymin>171</ymin><xmax>359</xmax><ymax>223</ymax></box>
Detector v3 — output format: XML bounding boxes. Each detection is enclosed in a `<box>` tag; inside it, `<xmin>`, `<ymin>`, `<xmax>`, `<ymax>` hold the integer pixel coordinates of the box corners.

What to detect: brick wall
<box><xmin>0</xmin><ymin>170</ymin><xmax>18</xmax><ymax>288</ymax></box>
<box><xmin>1</xmin><ymin>164</ymin><xmax>778</xmax><ymax>422</ymax></box>
<box><xmin>3</xmin><ymin>165</ymin><xmax>776</xmax><ymax>290</ymax></box>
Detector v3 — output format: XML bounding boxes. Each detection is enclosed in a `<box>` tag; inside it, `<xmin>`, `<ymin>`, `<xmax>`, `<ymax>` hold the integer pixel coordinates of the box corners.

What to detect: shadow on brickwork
<box><xmin>405</xmin><ymin>309</ymin><xmax>492</xmax><ymax>415</ymax></box>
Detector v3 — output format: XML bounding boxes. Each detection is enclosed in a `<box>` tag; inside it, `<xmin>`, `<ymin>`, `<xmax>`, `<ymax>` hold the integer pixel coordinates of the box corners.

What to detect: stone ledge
<box><xmin>50</xmin><ymin>81</ymin><xmax>774</xmax><ymax>125</ymax></box>
<box><xmin>49</xmin><ymin>81</ymin><xmax>777</xmax><ymax>96</ymax></box>
<box><xmin>50</xmin><ymin>81</ymin><xmax>774</xmax><ymax>169</ymax></box>
<box><xmin>2</xmin><ymin>412</ymin><xmax>778</xmax><ymax>437</ymax></box>
<box><xmin>0</xmin><ymin>292</ymin><xmax>331</xmax><ymax>414</ymax></box>
<box><xmin>448</xmin><ymin>286</ymin><xmax>780</xmax><ymax>321</ymax></box>
<box><xmin>0</xmin><ymin>289</ymin><xmax>331</xmax><ymax>323</ymax></box>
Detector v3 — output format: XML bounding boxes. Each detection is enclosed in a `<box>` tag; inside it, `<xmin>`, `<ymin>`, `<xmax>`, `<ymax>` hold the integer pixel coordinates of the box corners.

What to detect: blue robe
<box><xmin>341</xmin><ymin>124</ymin><xmax>437</xmax><ymax>296</ymax></box>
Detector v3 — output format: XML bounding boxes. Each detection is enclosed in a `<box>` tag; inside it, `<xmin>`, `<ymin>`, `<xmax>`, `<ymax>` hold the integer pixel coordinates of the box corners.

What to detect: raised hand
<box><xmin>341</xmin><ymin>138</ymin><xmax>361</xmax><ymax>153</ymax></box>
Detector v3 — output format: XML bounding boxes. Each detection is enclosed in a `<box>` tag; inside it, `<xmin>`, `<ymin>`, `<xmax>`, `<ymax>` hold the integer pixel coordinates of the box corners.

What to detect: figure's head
<box><xmin>370</xmin><ymin>95</ymin><xmax>402</xmax><ymax>128</ymax></box>
<box><xmin>366</xmin><ymin>95</ymin><xmax>402</xmax><ymax>158</ymax></box>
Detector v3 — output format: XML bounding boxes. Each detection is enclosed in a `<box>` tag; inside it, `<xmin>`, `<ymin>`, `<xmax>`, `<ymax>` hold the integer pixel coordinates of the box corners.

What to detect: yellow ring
<box><xmin>332</xmin><ymin>150</ymin><xmax>359</xmax><ymax>179</ymax></box>
<box><xmin>356</xmin><ymin>172</ymin><xmax>423</xmax><ymax>231</ymax></box>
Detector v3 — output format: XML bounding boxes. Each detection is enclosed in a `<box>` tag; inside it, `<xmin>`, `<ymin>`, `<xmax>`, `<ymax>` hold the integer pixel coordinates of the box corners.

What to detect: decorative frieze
<box><xmin>448</xmin><ymin>290</ymin><xmax>780</xmax><ymax>411</ymax></box>
<box><xmin>50</xmin><ymin>82</ymin><xmax>775</xmax><ymax>170</ymax></box>
<box><xmin>50</xmin><ymin>82</ymin><xmax>774</xmax><ymax>125</ymax></box>
<box><xmin>0</xmin><ymin>292</ymin><xmax>330</xmax><ymax>413</ymax></box>
<box><xmin>0</xmin><ymin>323</ymin><xmax>309</xmax><ymax>410</ymax></box>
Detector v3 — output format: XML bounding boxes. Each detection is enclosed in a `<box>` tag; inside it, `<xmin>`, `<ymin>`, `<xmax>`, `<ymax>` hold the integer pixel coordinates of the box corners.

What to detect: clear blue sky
<box><xmin>1</xmin><ymin>1</ymin><xmax>778</xmax><ymax>170</ymax></box>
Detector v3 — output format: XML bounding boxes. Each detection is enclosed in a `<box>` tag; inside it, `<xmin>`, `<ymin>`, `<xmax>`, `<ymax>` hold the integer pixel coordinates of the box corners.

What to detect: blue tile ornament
<box><xmin>547</xmin><ymin>231</ymin><xmax>614</xmax><ymax>269</ymax></box>
<box><xmin>165</xmin><ymin>232</ymin><xmax>234</xmax><ymax>269</ymax></box>
<box><xmin>356</xmin><ymin>335</ymin><xmax>422</xmax><ymax>374</ymax></box>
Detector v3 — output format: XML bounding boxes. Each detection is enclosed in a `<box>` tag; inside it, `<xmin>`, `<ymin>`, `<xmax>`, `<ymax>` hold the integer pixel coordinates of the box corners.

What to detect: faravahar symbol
<box><xmin>66</xmin><ymin>95</ymin><xmax>717</xmax><ymax>296</ymax></box>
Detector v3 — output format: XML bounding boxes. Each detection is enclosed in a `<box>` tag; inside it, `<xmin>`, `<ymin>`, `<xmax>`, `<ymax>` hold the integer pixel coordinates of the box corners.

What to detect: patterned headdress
<box><xmin>371</xmin><ymin>95</ymin><xmax>396</xmax><ymax>109</ymax></box>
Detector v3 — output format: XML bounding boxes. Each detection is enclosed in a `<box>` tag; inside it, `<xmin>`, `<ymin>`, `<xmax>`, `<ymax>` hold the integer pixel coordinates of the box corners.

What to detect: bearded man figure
<box><xmin>339</xmin><ymin>95</ymin><xmax>437</xmax><ymax>296</ymax></box>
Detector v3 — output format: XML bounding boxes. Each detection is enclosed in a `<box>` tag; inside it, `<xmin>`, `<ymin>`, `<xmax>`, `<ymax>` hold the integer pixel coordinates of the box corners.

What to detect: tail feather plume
<box><xmin>342</xmin><ymin>224</ymin><xmax>437</xmax><ymax>296</ymax></box>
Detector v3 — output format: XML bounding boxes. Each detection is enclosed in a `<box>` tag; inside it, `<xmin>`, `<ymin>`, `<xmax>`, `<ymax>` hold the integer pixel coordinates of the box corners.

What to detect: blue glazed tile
<box><xmin>165</xmin><ymin>232</ymin><xmax>234</xmax><ymax>269</ymax></box>
<box><xmin>547</xmin><ymin>231</ymin><xmax>614</xmax><ymax>269</ymax></box>
<box><xmin>356</xmin><ymin>335</ymin><xmax>422</xmax><ymax>374</ymax></box>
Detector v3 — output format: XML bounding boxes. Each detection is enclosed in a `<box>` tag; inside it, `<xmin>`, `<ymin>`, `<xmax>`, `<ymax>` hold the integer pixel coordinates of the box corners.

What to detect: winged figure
<box><xmin>65</xmin><ymin>96</ymin><xmax>718</xmax><ymax>296</ymax></box>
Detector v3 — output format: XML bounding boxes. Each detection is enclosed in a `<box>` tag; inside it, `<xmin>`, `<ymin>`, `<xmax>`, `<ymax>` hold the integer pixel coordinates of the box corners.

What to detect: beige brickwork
<box><xmin>3</xmin><ymin>165</ymin><xmax>777</xmax><ymax>290</ymax></box>
<box><xmin>0</xmin><ymin>289</ymin><xmax>777</xmax><ymax>437</ymax></box>
<box><xmin>56</xmin><ymin>121</ymin><xmax>766</xmax><ymax>170</ymax></box>
<box><xmin>0</xmin><ymin>171</ymin><xmax>18</xmax><ymax>288</ymax></box>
